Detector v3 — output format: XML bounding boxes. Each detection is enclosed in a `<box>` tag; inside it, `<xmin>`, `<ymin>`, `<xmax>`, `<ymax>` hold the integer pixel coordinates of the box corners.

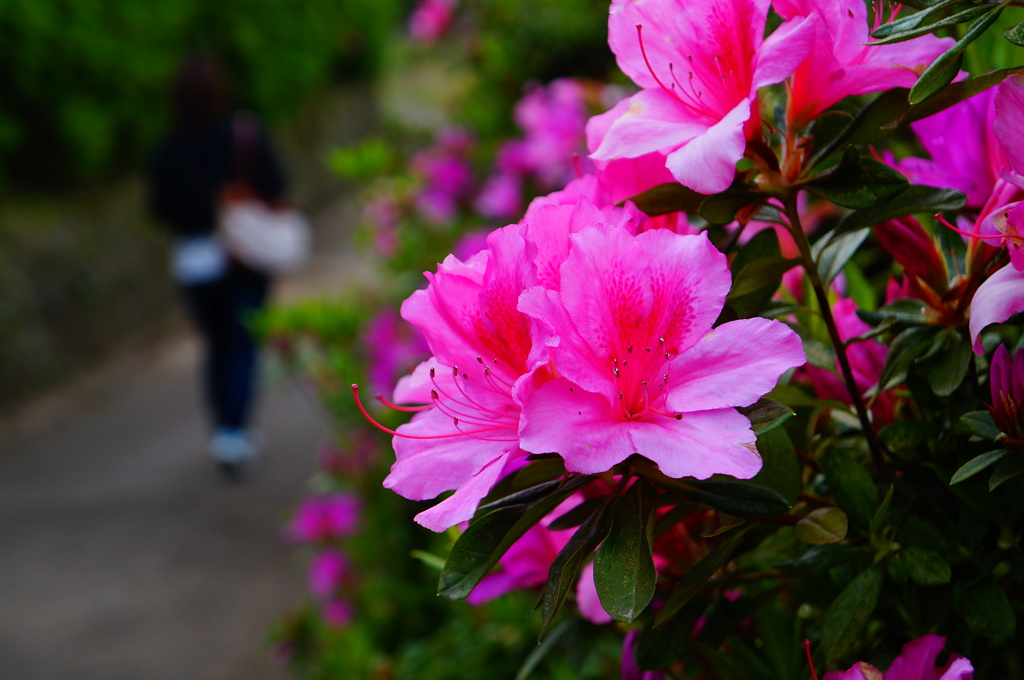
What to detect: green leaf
<box><xmin>858</xmin><ymin>297</ymin><xmax>928</xmax><ymax>326</ymax></box>
<box><xmin>654</xmin><ymin>524</ymin><xmax>749</xmax><ymax>628</ymax></box>
<box><xmin>989</xmin><ymin>455</ymin><xmax>1024</xmax><ymax>490</ymax></box>
<box><xmin>870</xmin><ymin>0</ymin><xmax>961</xmax><ymax>38</ymax></box>
<box><xmin>870</xmin><ymin>485</ymin><xmax>895</xmax><ymax>539</ymax></box>
<box><xmin>777</xmin><ymin>544</ymin><xmax>860</xmax><ymax>575</ymax></box>
<box><xmin>547</xmin><ymin>496</ymin><xmax>605</xmax><ymax>531</ymax></box>
<box><xmin>965</xmin><ymin>578</ymin><xmax>1017</xmax><ymax>637</ymax></box>
<box><xmin>699</xmin><ymin>190</ymin><xmax>764</xmax><ymax>225</ymax></box>
<box><xmin>960</xmin><ymin>410</ymin><xmax>1002</xmax><ymax>440</ymax></box>
<box><xmin>813</xmin><ymin>88</ymin><xmax>910</xmax><ymax>161</ymax></box>
<box><xmin>795</xmin><ymin>507</ymin><xmax>849</xmax><ymax>545</ymax></box>
<box><xmin>626</xmin><ymin>182</ymin><xmax>708</xmax><ymax>216</ymax></box>
<box><xmin>817</xmin><ymin>228</ymin><xmax>870</xmax><ymax>286</ymax></box>
<box><xmin>737</xmin><ymin>397</ymin><xmax>795</xmax><ymax>436</ymax></box>
<box><xmin>951</xmin><ymin>449</ymin><xmax>1008</xmax><ymax>484</ymax></box>
<box><xmin>514</xmin><ymin>620</ymin><xmax>572</xmax><ymax>680</ymax></box>
<box><xmin>877</xmin><ymin>325</ymin><xmax>941</xmax><ymax>392</ymax></box>
<box><xmin>680</xmin><ymin>479</ymin><xmax>792</xmax><ymax>517</ymax></box>
<box><xmin>820</xmin><ymin>566</ymin><xmax>884</xmax><ymax>664</ymax></box>
<box><xmin>594</xmin><ymin>479</ymin><xmax>657</xmax><ymax>622</ymax></box>
<box><xmin>880</xmin><ymin>421</ymin><xmax>934</xmax><ymax>452</ymax></box>
<box><xmin>927</xmin><ymin>329</ymin><xmax>973</xmax><ymax>396</ymax></box>
<box><xmin>819</xmin><ymin>448</ymin><xmax>879</xmax><ymax>527</ymax></box>
<box><xmin>1004</xmin><ymin>19</ymin><xmax>1024</xmax><ymax>46</ymax></box>
<box><xmin>636</xmin><ymin>596</ymin><xmax>709</xmax><ymax>669</ymax></box>
<box><xmin>750</xmin><ymin>426</ymin><xmax>802</xmax><ymax>505</ymax></box>
<box><xmin>511</xmin><ymin>457</ymin><xmax>566</xmax><ymax>490</ymax></box>
<box><xmin>909</xmin><ymin>7</ymin><xmax>1004</xmax><ymax>105</ymax></box>
<box><xmin>805</xmin><ymin>149</ymin><xmax>909</xmax><ymax>209</ymax></box>
<box><xmin>728</xmin><ymin>256</ymin><xmax>799</xmax><ymax>299</ymax></box>
<box><xmin>872</xmin><ymin>4</ymin><xmax>993</xmax><ymax>45</ymax></box>
<box><xmin>537</xmin><ymin>498</ymin><xmax>613</xmax><ymax>636</ymax></box>
<box><xmin>829</xmin><ymin>185</ymin><xmax>967</xmax><ymax>243</ymax></box>
<box><xmin>906</xmin><ymin>66</ymin><xmax>1024</xmax><ymax>124</ymax></box>
<box><xmin>902</xmin><ymin>545</ymin><xmax>952</xmax><ymax>586</ymax></box>
<box><xmin>438</xmin><ymin>475</ymin><xmax>595</xmax><ymax>599</ymax></box>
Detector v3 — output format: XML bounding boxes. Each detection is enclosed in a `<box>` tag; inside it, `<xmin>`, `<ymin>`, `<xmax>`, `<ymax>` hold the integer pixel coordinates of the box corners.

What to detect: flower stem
<box><xmin>782</xmin><ymin>196</ymin><xmax>889</xmax><ymax>472</ymax></box>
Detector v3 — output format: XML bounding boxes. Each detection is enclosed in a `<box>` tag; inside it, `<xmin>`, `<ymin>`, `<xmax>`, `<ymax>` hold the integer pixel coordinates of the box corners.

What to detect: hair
<box><xmin>171</xmin><ymin>54</ymin><xmax>229</xmax><ymax>126</ymax></box>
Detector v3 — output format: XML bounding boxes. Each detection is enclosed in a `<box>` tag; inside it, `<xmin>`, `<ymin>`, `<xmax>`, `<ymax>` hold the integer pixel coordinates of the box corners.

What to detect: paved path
<box><xmin>0</xmin><ymin>194</ymin><xmax>377</xmax><ymax>679</ymax></box>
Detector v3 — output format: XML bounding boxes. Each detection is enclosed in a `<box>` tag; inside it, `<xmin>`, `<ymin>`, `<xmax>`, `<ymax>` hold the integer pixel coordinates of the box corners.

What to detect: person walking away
<box><xmin>148</xmin><ymin>55</ymin><xmax>286</xmax><ymax>476</ymax></box>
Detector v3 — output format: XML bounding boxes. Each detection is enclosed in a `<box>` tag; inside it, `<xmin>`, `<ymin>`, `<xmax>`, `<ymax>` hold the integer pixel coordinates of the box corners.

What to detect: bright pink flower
<box><xmin>321</xmin><ymin>599</ymin><xmax>354</xmax><ymax>627</ymax></box>
<box><xmin>970</xmin><ymin>263</ymin><xmax>1024</xmax><ymax>352</ymax></box>
<box><xmin>873</xmin><ymin>216</ymin><xmax>948</xmax><ymax>296</ymax></box>
<box><xmin>380</xmin><ymin>227</ymin><xmax>543</xmax><ymax>532</ymax></box>
<box><xmin>621</xmin><ymin>630</ymin><xmax>666</xmax><ymax>680</ymax></box>
<box><xmin>412</xmin><ymin>129</ymin><xmax>475</xmax><ymax>225</ymax></box>
<box><xmin>589</xmin><ymin>0</ymin><xmax>816</xmax><ymax>193</ymax></box>
<box><xmin>285</xmin><ymin>494</ymin><xmax>360</xmax><ymax>543</ymax></box>
<box><xmin>989</xmin><ymin>344</ymin><xmax>1024</xmax><ymax>446</ymax></box>
<box><xmin>519</xmin><ymin>226</ymin><xmax>805</xmax><ymax>479</ymax></box>
<box><xmin>822</xmin><ymin>635</ymin><xmax>972</xmax><ymax>680</ymax></box>
<box><xmin>408</xmin><ymin>0</ymin><xmax>458</xmax><ymax>44</ymax></box>
<box><xmin>775</xmin><ymin>0</ymin><xmax>951</xmax><ymax>129</ymax></box>
<box><xmin>475</xmin><ymin>172</ymin><xmax>523</xmax><ymax>219</ymax></box>
<box><xmin>309</xmin><ymin>549</ymin><xmax>350</xmax><ymax>599</ymax></box>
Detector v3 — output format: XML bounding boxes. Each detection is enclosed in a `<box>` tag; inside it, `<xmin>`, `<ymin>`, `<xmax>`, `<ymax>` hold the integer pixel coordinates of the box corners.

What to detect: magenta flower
<box><xmin>363</xmin><ymin>308</ymin><xmax>430</xmax><ymax>400</ymax></box>
<box><xmin>377</xmin><ymin>226</ymin><xmax>543</xmax><ymax>532</ymax></box>
<box><xmin>775</xmin><ymin>0</ymin><xmax>951</xmax><ymax>129</ymax></box>
<box><xmin>411</xmin><ymin>129</ymin><xmax>475</xmax><ymax>225</ymax></box>
<box><xmin>988</xmin><ymin>344</ymin><xmax>1024</xmax><ymax>447</ymax></box>
<box><xmin>970</xmin><ymin>263</ymin><xmax>1024</xmax><ymax>352</ymax></box>
<box><xmin>621</xmin><ymin>630</ymin><xmax>666</xmax><ymax>680</ymax></box>
<box><xmin>308</xmin><ymin>549</ymin><xmax>350</xmax><ymax>599</ymax></box>
<box><xmin>408</xmin><ymin>0</ymin><xmax>458</xmax><ymax>44</ymax></box>
<box><xmin>589</xmin><ymin>0</ymin><xmax>816</xmax><ymax>194</ymax></box>
<box><xmin>285</xmin><ymin>494</ymin><xmax>360</xmax><ymax>544</ymax></box>
<box><xmin>519</xmin><ymin>226</ymin><xmax>805</xmax><ymax>479</ymax></box>
<box><xmin>822</xmin><ymin>635</ymin><xmax>972</xmax><ymax>680</ymax></box>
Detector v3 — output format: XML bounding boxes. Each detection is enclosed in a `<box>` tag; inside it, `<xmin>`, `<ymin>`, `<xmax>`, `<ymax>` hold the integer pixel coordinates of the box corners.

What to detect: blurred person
<box><xmin>148</xmin><ymin>54</ymin><xmax>286</xmax><ymax>476</ymax></box>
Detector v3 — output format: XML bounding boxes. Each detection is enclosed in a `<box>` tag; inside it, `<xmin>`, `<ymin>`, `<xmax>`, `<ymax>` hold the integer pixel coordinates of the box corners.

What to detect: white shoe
<box><xmin>209</xmin><ymin>429</ymin><xmax>255</xmax><ymax>478</ymax></box>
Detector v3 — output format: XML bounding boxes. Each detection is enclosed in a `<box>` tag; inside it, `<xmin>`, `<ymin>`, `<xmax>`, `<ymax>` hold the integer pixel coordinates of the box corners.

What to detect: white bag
<box><xmin>218</xmin><ymin>199</ymin><xmax>311</xmax><ymax>275</ymax></box>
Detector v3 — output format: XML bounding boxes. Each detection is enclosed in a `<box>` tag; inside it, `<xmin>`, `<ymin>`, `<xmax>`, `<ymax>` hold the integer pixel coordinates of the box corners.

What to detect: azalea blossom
<box><xmin>519</xmin><ymin>226</ymin><xmax>805</xmax><ymax>479</ymax></box>
<box><xmin>989</xmin><ymin>344</ymin><xmax>1024</xmax><ymax>447</ymax></box>
<box><xmin>284</xmin><ymin>494</ymin><xmax>360</xmax><ymax>544</ymax></box>
<box><xmin>775</xmin><ymin>0</ymin><xmax>951</xmax><ymax>130</ymax></box>
<box><xmin>822</xmin><ymin>634</ymin><xmax>972</xmax><ymax>680</ymax></box>
<box><xmin>588</xmin><ymin>0</ymin><xmax>816</xmax><ymax>194</ymax></box>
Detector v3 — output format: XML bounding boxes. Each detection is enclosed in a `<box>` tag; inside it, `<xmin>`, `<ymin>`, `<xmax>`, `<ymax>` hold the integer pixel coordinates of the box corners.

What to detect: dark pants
<box><xmin>181</xmin><ymin>265</ymin><xmax>270</xmax><ymax>431</ymax></box>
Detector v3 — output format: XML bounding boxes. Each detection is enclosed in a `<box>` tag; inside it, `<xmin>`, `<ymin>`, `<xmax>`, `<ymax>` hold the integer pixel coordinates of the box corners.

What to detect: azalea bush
<box><xmin>271</xmin><ymin>0</ymin><xmax>1024</xmax><ymax>677</ymax></box>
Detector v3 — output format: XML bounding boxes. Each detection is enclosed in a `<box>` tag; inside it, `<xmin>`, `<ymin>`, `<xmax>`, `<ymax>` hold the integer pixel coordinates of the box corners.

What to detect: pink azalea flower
<box><xmin>321</xmin><ymin>599</ymin><xmax>354</xmax><ymax>627</ymax></box>
<box><xmin>822</xmin><ymin>634</ymin><xmax>973</xmax><ymax>680</ymax></box>
<box><xmin>518</xmin><ymin>226</ymin><xmax>806</xmax><ymax>479</ymax></box>
<box><xmin>411</xmin><ymin>129</ymin><xmax>475</xmax><ymax>225</ymax></box>
<box><xmin>989</xmin><ymin>344</ymin><xmax>1024</xmax><ymax>447</ymax></box>
<box><xmin>408</xmin><ymin>0</ymin><xmax>458</xmax><ymax>44</ymax></box>
<box><xmin>285</xmin><ymin>494</ymin><xmax>360</xmax><ymax>544</ymax></box>
<box><xmin>308</xmin><ymin>549</ymin><xmax>350</xmax><ymax>599</ymax></box>
<box><xmin>970</xmin><ymin>263</ymin><xmax>1024</xmax><ymax>352</ymax></box>
<box><xmin>621</xmin><ymin>630</ymin><xmax>666</xmax><ymax>680</ymax></box>
<box><xmin>775</xmin><ymin>0</ymin><xmax>952</xmax><ymax>129</ymax></box>
<box><xmin>589</xmin><ymin>0</ymin><xmax>816</xmax><ymax>194</ymax></box>
<box><xmin>377</xmin><ymin>227</ymin><xmax>544</xmax><ymax>532</ymax></box>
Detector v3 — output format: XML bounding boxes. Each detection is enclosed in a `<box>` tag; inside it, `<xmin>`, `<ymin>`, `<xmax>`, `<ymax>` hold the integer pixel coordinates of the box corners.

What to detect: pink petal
<box><xmin>665</xmin><ymin>318</ymin><xmax>806</xmax><ymax>412</ymax></box>
<box><xmin>413</xmin><ymin>450</ymin><xmax>516</xmax><ymax>532</ymax></box>
<box><xmin>970</xmin><ymin>263</ymin><xmax>1024</xmax><ymax>352</ymax></box>
<box><xmin>590</xmin><ymin>89</ymin><xmax>710</xmax><ymax>162</ymax></box>
<box><xmin>577</xmin><ymin>563</ymin><xmax>613</xmax><ymax>624</ymax></box>
<box><xmin>884</xmin><ymin>634</ymin><xmax>947</xmax><ymax>680</ymax></box>
<box><xmin>751</xmin><ymin>13</ymin><xmax>818</xmax><ymax>92</ymax></box>
<box><xmin>995</xmin><ymin>74</ymin><xmax>1024</xmax><ymax>177</ymax></box>
<box><xmin>663</xmin><ymin>99</ymin><xmax>750</xmax><ymax>193</ymax></box>
<box><xmin>626</xmin><ymin>408</ymin><xmax>760</xmax><ymax>479</ymax></box>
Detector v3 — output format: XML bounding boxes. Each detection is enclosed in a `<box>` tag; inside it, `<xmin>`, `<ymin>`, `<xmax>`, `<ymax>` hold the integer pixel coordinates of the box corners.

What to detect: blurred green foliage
<box><xmin>0</xmin><ymin>0</ymin><xmax>402</xmax><ymax>187</ymax></box>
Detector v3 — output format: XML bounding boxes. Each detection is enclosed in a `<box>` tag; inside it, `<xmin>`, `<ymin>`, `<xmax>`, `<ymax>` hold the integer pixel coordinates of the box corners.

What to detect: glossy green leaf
<box><xmin>965</xmin><ymin>578</ymin><xmax>1016</xmax><ymax>637</ymax></box>
<box><xmin>1004</xmin><ymin>19</ymin><xmax>1024</xmax><ymax>46</ymax></box>
<box><xmin>880</xmin><ymin>421</ymin><xmax>934</xmax><ymax>452</ymax></box>
<box><xmin>737</xmin><ymin>398</ymin><xmax>795</xmax><ymax>436</ymax></box>
<box><xmin>777</xmin><ymin>544</ymin><xmax>860</xmax><ymax>575</ymax></box>
<box><xmin>728</xmin><ymin>256</ymin><xmax>799</xmax><ymax>299</ymax></box>
<box><xmin>909</xmin><ymin>7</ymin><xmax>1004</xmax><ymax>105</ymax></box>
<box><xmin>594</xmin><ymin>479</ymin><xmax>657</xmax><ymax>622</ymax></box>
<box><xmin>829</xmin><ymin>185</ymin><xmax>967</xmax><ymax>243</ymax></box>
<box><xmin>906</xmin><ymin>66</ymin><xmax>1024</xmax><ymax>124</ymax></box>
<box><xmin>820</xmin><ymin>566</ymin><xmax>884</xmax><ymax>664</ymax></box>
<box><xmin>654</xmin><ymin>524</ymin><xmax>749</xmax><ymax>628</ymax></box>
<box><xmin>626</xmin><ymin>182</ymin><xmax>707</xmax><ymax>216</ymax></box>
<box><xmin>927</xmin><ymin>329</ymin><xmax>972</xmax><ymax>396</ymax></box>
<box><xmin>870</xmin><ymin>0</ymin><xmax>961</xmax><ymax>38</ymax></box>
<box><xmin>814</xmin><ymin>88</ymin><xmax>911</xmax><ymax>161</ymax></box>
<box><xmin>989</xmin><ymin>455</ymin><xmax>1024</xmax><ymax>490</ymax></box>
<box><xmin>806</xmin><ymin>150</ymin><xmax>909</xmax><ymax>209</ymax></box>
<box><xmin>817</xmin><ymin>227</ymin><xmax>869</xmax><ymax>286</ymax></box>
<box><xmin>951</xmin><ymin>449</ymin><xmax>1008</xmax><ymax>484</ymax></box>
<box><xmin>878</xmin><ymin>325</ymin><xmax>941</xmax><ymax>392</ymax></box>
<box><xmin>439</xmin><ymin>475</ymin><xmax>595</xmax><ymax>599</ymax></box>
<box><xmin>699</xmin><ymin>190</ymin><xmax>764</xmax><ymax>225</ymax></box>
<box><xmin>872</xmin><ymin>4</ymin><xmax>993</xmax><ymax>45</ymax></box>
<box><xmin>547</xmin><ymin>496</ymin><xmax>605</xmax><ymax>531</ymax></box>
<box><xmin>538</xmin><ymin>498</ymin><xmax>613</xmax><ymax>636</ymax></box>
<box><xmin>858</xmin><ymin>297</ymin><xmax>928</xmax><ymax>326</ymax></box>
<box><xmin>819</xmin><ymin>448</ymin><xmax>879</xmax><ymax>526</ymax></box>
<box><xmin>960</xmin><ymin>410</ymin><xmax>1002</xmax><ymax>440</ymax></box>
<box><xmin>680</xmin><ymin>479</ymin><xmax>792</xmax><ymax>517</ymax></box>
<box><xmin>902</xmin><ymin>546</ymin><xmax>952</xmax><ymax>586</ymax></box>
<box><xmin>514</xmin><ymin>620</ymin><xmax>571</xmax><ymax>680</ymax></box>
<box><xmin>750</xmin><ymin>426</ymin><xmax>801</xmax><ymax>505</ymax></box>
<box><xmin>795</xmin><ymin>507</ymin><xmax>849</xmax><ymax>545</ymax></box>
